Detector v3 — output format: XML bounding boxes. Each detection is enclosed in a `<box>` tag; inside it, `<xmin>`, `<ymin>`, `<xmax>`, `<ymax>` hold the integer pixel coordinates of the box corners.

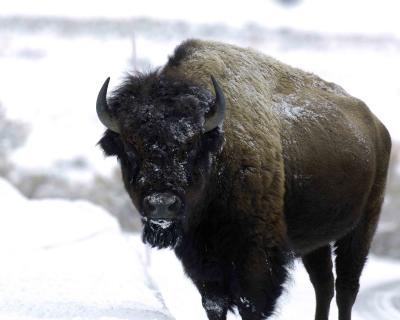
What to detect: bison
<box><xmin>96</xmin><ymin>40</ymin><xmax>391</xmax><ymax>320</ymax></box>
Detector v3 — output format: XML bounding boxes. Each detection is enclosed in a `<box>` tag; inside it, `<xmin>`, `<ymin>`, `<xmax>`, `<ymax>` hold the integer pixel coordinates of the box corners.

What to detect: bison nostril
<box><xmin>143</xmin><ymin>193</ymin><xmax>182</xmax><ymax>218</ymax></box>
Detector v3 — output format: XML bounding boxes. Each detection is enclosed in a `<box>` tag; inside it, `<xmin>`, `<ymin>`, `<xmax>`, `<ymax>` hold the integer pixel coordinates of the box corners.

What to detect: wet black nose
<box><xmin>143</xmin><ymin>192</ymin><xmax>182</xmax><ymax>219</ymax></box>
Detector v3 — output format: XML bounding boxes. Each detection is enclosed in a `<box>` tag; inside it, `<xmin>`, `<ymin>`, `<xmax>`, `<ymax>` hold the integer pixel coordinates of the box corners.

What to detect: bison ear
<box><xmin>98</xmin><ymin>131</ymin><xmax>123</xmax><ymax>157</ymax></box>
<box><xmin>202</xmin><ymin>127</ymin><xmax>225</xmax><ymax>153</ymax></box>
<box><xmin>204</xmin><ymin>75</ymin><xmax>226</xmax><ymax>132</ymax></box>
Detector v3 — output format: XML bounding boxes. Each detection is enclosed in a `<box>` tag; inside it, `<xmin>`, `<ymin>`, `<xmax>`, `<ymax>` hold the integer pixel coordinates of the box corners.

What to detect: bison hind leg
<box><xmin>334</xmin><ymin>175</ymin><xmax>387</xmax><ymax>320</ymax></box>
<box><xmin>302</xmin><ymin>245</ymin><xmax>334</xmax><ymax>320</ymax></box>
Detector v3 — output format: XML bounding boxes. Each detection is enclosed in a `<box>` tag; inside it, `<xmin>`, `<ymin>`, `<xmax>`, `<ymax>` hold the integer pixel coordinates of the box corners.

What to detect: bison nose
<box><xmin>143</xmin><ymin>192</ymin><xmax>182</xmax><ymax>219</ymax></box>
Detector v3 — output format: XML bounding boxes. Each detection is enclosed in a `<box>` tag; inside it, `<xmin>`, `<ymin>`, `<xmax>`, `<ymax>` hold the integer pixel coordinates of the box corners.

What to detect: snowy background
<box><xmin>1</xmin><ymin>0</ymin><xmax>400</xmax><ymax>319</ymax></box>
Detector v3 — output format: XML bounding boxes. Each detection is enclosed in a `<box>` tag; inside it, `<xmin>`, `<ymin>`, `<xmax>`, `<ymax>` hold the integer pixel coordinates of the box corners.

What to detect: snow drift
<box><xmin>0</xmin><ymin>178</ymin><xmax>174</xmax><ymax>320</ymax></box>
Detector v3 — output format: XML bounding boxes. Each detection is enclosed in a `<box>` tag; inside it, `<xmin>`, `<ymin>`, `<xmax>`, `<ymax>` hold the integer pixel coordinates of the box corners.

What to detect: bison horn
<box><xmin>96</xmin><ymin>77</ymin><xmax>120</xmax><ymax>133</ymax></box>
<box><xmin>204</xmin><ymin>75</ymin><xmax>226</xmax><ymax>132</ymax></box>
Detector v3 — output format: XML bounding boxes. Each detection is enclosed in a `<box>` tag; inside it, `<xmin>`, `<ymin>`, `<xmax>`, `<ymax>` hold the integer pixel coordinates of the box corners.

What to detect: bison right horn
<box><xmin>96</xmin><ymin>77</ymin><xmax>120</xmax><ymax>133</ymax></box>
<box><xmin>204</xmin><ymin>75</ymin><xmax>226</xmax><ymax>132</ymax></box>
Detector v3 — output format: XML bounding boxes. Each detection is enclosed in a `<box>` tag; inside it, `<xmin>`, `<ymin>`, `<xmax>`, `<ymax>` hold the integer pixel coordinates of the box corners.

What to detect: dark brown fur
<box><xmin>98</xmin><ymin>40</ymin><xmax>391</xmax><ymax>320</ymax></box>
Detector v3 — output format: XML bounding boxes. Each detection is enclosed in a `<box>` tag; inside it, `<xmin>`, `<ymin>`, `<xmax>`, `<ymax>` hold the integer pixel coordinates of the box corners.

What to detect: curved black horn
<box><xmin>204</xmin><ymin>75</ymin><xmax>226</xmax><ymax>132</ymax></box>
<box><xmin>96</xmin><ymin>77</ymin><xmax>120</xmax><ymax>133</ymax></box>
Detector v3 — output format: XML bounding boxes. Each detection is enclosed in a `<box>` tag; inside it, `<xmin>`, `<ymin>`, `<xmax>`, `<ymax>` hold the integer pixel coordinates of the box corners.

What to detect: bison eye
<box><xmin>126</xmin><ymin>150</ymin><xmax>138</xmax><ymax>165</ymax></box>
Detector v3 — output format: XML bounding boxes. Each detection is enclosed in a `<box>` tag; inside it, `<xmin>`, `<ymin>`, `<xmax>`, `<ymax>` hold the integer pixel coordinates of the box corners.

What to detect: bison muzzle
<box><xmin>96</xmin><ymin>39</ymin><xmax>391</xmax><ymax>320</ymax></box>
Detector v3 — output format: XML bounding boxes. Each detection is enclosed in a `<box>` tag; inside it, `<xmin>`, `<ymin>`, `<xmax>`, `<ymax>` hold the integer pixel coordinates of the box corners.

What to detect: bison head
<box><xmin>97</xmin><ymin>73</ymin><xmax>225</xmax><ymax>248</ymax></box>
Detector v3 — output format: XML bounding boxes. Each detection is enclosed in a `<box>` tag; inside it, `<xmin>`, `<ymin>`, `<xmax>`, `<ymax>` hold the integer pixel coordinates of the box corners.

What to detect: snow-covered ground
<box><xmin>150</xmin><ymin>247</ymin><xmax>400</xmax><ymax>320</ymax></box>
<box><xmin>2</xmin><ymin>177</ymin><xmax>400</xmax><ymax>320</ymax></box>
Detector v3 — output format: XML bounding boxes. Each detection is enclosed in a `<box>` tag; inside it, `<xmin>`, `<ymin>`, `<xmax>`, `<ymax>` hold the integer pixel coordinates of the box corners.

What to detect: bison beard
<box><xmin>142</xmin><ymin>218</ymin><xmax>183</xmax><ymax>249</ymax></box>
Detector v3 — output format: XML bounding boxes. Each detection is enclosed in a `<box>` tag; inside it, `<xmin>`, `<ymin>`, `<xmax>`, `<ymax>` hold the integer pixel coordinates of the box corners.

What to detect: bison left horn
<box><xmin>204</xmin><ymin>75</ymin><xmax>226</xmax><ymax>132</ymax></box>
<box><xmin>96</xmin><ymin>77</ymin><xmax>120</xmax><ymax>133</ymax></box>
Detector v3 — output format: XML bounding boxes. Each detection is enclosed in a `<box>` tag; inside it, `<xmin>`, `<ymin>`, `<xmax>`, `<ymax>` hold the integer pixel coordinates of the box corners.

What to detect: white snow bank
<box><xmin>0</xmin><ymin>178</ymin><xmax>116</xmax><ymax>252</ymax></box>
<box><xmin>0</xmin><ymin>178</ymin><xmax>173</xmax><ymax>320</ymax></box>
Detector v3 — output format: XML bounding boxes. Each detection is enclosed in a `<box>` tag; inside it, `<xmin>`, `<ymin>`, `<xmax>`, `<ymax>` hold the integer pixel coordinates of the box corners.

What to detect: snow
<box><xmin>0</xmin><ymin>178</ymin><xmax>173</xmax><ymax>320</ymax></box>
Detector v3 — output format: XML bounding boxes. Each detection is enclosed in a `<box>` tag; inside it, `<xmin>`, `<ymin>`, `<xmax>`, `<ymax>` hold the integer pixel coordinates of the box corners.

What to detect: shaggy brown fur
<box><xmin>98</xmin><ymin>39</ymin><xmax>391</xmax><ymax>320</ymax></box>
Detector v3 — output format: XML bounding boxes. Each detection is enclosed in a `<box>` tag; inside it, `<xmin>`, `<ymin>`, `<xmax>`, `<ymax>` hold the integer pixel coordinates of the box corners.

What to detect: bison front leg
<box><xmin>194</xmin><ymin>280</ymin><xmax>231</xmax><ymax>320</ymax></box>
<box><xmin>234</xmin><ymin>247</ymin><xmax>288</xmax><ymax>320</ymax></box>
